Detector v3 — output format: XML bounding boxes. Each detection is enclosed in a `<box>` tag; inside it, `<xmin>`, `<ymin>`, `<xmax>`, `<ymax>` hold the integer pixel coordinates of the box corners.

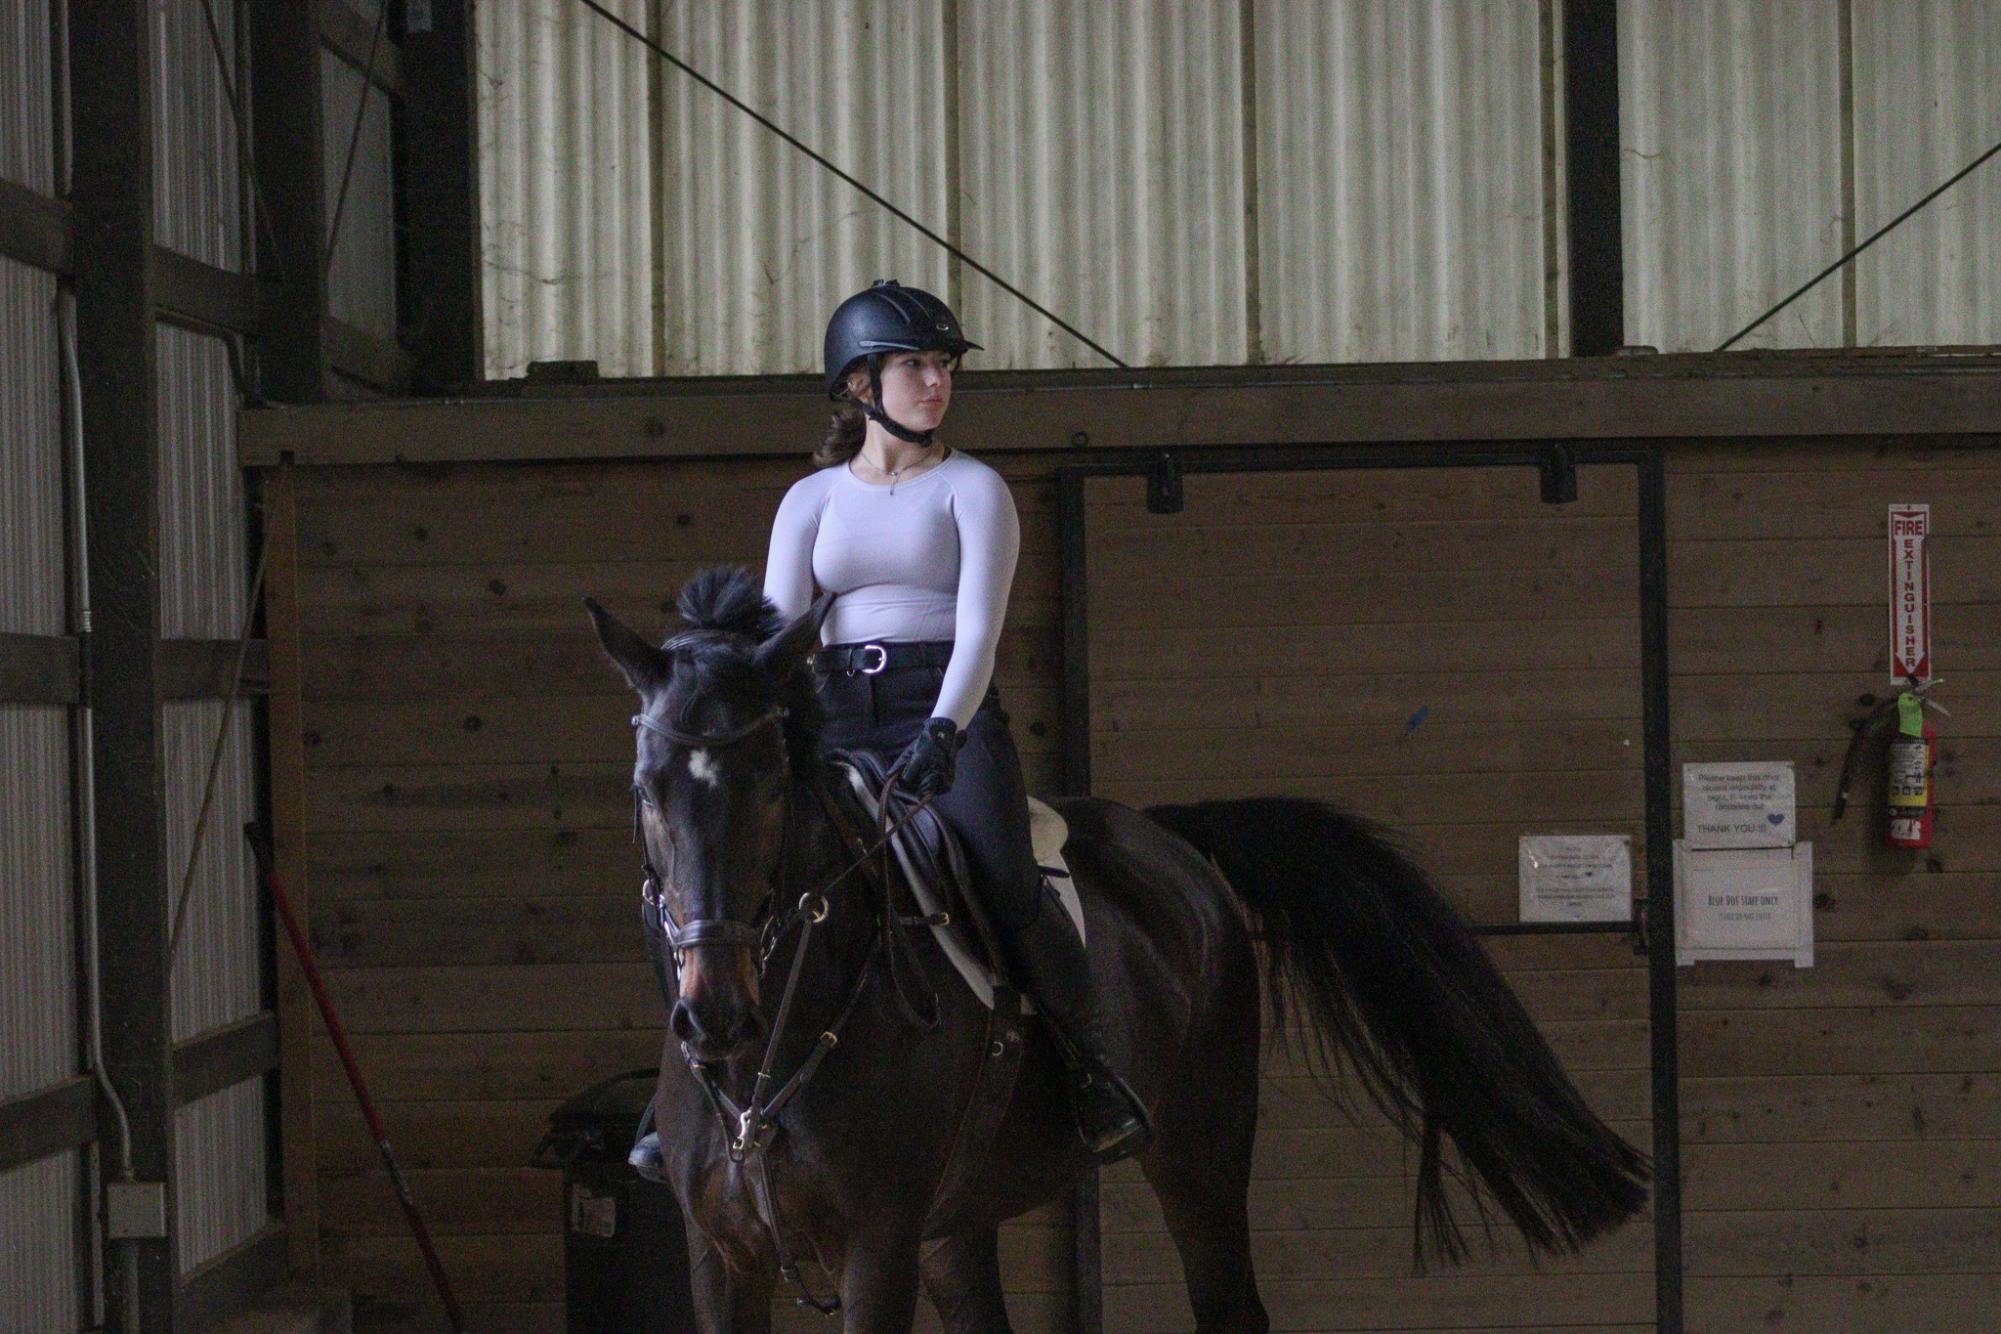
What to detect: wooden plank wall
<box><xmin>1665</xmin><ymin>441</ymin><xmax>2001</xmax><ymax>1329</ymax></box>
<box><xmin>280</xmin><ymin>433</ymin><xmax>2001</xmax><ymax>1332</ymax></box>
<box><xmin>1084</xmin><ymin>465</ymin><xmax>1657</xmax><ymax>1332</ymax></box>
<box><xmin>290</xmin><ymin>456</ymin><xmax>1071</xmax><ymax>1333</ymax></box>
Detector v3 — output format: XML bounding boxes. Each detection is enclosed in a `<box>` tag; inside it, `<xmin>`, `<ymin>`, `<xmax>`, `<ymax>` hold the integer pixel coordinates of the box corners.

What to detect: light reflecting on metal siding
<box><xmin>1</xmin><ymin>256</ymin><xmax>63</xmax><ymax>637</ymax></box>
<box><xmin>1852</xmin><ymin>0</ymin><xmax>2001</xmax><ymax>348</ymax></box>
<box><xmin>0</xmin><ymin>1152</ymin><xmax>82</xmax><ymax>1332</ymax></box>
<box><xmin>960</xmin><ymin>1</ymin><xmax>1245</xmax><ymax>369</ymax></box>
<box><xmin>154</xmin><ymin>0</ymin><xmax>245</xmax><ymax>270</ymax></box>
<box><xmin>322</xmin><ymin>46</ymin><xmax>399</xmax><ymax>339</ymax></box>
<box><xmin>1258</xmin><ymin>0</ymin><xmax>1551</xmax><ymax>363</ymax></box>
<box><xmin>0</xmin><ymin>706</ymin><xmax>77</xmax><ymax>1100</ymax></box>
<box><xmin>164</xmin><ymin>700</ymin><xmax>261</xmax><ymax>1043</ymax></box>
<box><xmin>0</xmin><ymin>0</ymin><xmax>54</xmax><ymax>194</ymax></box>
<box><xmin>479</xmin><ymin>0</ymin><xmax>654</xmax><ymax>377</ymax></box>
<box><xmin>651</xmin><ymin>0</ymin><xmax>945</xmax><ymax>377</ymax></box>
<box><xmin>174</xmin><ymin>1079</ymin><xmax>270</xmax><ymax>1276</ymax></box>
<box><xmin>157</xmin><ymin>325</ymin><xmax>245</xmax><ymax>641</ymax></box>
<box><xmin>1621</xmin><ymin>0</ymin><xmax>1845</xmax><ymax>352</ymax></box>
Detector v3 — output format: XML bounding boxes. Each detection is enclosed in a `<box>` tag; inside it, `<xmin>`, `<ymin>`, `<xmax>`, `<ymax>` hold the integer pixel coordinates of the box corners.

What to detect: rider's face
<box><xmin>862</xmin><ymin>350</ymin><xmax>954</xmax><ymax>432</ymax></box>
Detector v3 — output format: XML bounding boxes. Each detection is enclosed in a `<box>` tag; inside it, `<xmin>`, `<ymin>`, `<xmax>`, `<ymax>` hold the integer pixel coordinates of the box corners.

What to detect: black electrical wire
<box><xmin>573</xmin><ymin>0</ymin><xmax>1128</xmax><ymax>369</ymax></box>
<box><xmin>1716</xmin><ymin>133</ymin><xmax>2001</xmax><ymax>352</ymax></box>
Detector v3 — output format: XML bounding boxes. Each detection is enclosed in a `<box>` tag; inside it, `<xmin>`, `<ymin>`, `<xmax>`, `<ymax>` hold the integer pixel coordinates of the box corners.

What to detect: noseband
<box><xmin>631</xmin><ymin>704</ymin><xmax>790</xmax><ymax>963</ymax></box>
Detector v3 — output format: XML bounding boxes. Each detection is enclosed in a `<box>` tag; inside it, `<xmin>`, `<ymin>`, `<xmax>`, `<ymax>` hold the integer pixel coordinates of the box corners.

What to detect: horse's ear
<box><xmin>754</xmin><ymin>591</ymin><xmax>834</xmax><ymax>681</ymax></box>
<box><xmin>585</xmin><ymin>597</ymin><xmax>669</xmax><ymax>695</ymax></box>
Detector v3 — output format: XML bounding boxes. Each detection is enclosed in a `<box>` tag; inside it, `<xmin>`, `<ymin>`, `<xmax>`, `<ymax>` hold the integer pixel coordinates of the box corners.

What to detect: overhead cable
<box><xmin>573</xmin><ymin>0</ymin><xmax>1128</xmax><ymax>369</ymax></box>
<box><xmin>1716</xmin><ymin>133</ymin><xmax>2001</xmax><ymax>352</ymax></box>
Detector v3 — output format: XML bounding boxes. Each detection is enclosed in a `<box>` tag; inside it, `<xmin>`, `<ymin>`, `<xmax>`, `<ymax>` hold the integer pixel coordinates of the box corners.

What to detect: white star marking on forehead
<box><xmin>687</xmin><ymin>748</ymin><xmax>721</xmax><ymax>788</ymax></box>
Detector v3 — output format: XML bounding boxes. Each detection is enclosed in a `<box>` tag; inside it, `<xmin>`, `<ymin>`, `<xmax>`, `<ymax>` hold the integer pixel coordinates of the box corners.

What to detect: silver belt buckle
<box><xmin>857</xmin><ymin>643</ymin><xmax>889</xmax><ymax>675</ymax></box>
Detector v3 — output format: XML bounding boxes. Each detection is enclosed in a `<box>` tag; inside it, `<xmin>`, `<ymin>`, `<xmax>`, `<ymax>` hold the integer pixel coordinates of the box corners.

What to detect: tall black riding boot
<box><xmin>1000</xmin><ymin>887</ymin><xmax>1153</xmax><ymax>1163</ymax></box>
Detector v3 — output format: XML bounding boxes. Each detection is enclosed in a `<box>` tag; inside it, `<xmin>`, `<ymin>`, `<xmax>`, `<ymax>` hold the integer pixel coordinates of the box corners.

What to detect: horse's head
<box><xmin>587</xmin><ymin>569</ymin><xmax>831</xmax><ymax>1063</ymax></box>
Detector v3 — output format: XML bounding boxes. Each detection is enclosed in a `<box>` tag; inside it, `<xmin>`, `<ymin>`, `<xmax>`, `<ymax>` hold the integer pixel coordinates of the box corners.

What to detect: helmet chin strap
<box><xmin>861</xmin><ymin>361</ymin><xmax>936</xmax><ymax>446</ymax></box>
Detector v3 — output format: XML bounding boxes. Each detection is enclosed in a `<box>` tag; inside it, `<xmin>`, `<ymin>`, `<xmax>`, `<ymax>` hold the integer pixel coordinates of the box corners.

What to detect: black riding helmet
<box><xmin>823</xmin><ymin>279</ymin><xmax>981</xmax><ymax>444</ymax></box>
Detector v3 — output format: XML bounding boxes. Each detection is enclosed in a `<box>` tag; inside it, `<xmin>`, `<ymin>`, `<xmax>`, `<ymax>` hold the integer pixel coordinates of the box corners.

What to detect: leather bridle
<box><xmin>631</xmin><ymin>703</ymin><xmax>790</xmax><ymax>965</ymax></box>
<box><xmin>629</xmin><ymin>702</ymin><xmax>940</xmax><ymax>1316</ymax></box>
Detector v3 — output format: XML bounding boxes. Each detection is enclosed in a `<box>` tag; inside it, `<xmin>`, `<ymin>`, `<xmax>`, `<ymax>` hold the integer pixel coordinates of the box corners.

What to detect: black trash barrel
<box><xmin>532</xmin><ymin>1069</ymin><xmax>695</xmax><ymax>1333</ymax></box>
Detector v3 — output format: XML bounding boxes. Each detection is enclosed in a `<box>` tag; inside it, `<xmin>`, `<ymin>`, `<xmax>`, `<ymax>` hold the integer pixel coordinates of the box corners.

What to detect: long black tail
<box><xmin>1146</xmin><ymin>797</ymin><xmax>1649</xmax><ymax>1265</ymax></box>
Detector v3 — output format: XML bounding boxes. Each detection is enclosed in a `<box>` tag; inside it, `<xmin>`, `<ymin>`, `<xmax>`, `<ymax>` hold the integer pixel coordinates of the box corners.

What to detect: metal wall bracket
<box><xmin>1540</xmin><ymin>442</ymin><xmax>1578</xmax><ymax>504</ymax></box>
<box><xmin>1146</xmin><ymin>452</ymin><xmax>1183</xmax><ymax>514</ymax></box>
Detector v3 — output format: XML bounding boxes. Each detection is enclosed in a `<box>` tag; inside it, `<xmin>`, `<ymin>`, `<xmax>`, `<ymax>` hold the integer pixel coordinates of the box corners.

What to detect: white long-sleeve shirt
<box><xmin>762</xmin><ymin>450</ymin><xmax>1020</xmax><ymax>728</ymax></box>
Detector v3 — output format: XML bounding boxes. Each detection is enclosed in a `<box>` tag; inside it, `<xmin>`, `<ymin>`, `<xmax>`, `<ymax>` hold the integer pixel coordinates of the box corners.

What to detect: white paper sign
<box><xmin>1674</xmin><ymin>841</ymin><xmax>1814</xmax><ymax>967</ymax></box>
<box><xmin>1683</xmin><ymin>762</ymin><xmax>1796</xmax><ymax>849</ymax></box>
<box><xmin>1518</xmin><ymin>835</ymin><xmax>1633</xmax><ymax>923</ymax></box>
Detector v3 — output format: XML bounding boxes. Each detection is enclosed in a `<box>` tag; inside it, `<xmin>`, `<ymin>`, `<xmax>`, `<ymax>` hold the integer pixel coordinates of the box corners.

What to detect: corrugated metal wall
<box><xmin>1259</xmin><ymin>0</ymin><xmax>1552</xmax><ymax>362</ymax></box>
<box><xmin>477</xmin><ymin>0</ymin><xmax>2001</xmax><ymax>375</ymax></box>
<box><xmin>1</xmin><ymin>257</ymin><xmax>63</xmax><ymax>635</ymax></box>
<box><xmin>0</xmin><ymin>1154</ymin><xmax>83</xmax><ymax>1333</ymax></box>
<box><xmin>478</xmin><ymin>0</ymin><xmax>654</xmax><ymax>377</ymax></box>
<box><xmin>1852</xmin><ymin>0</ymin><xmax>2001</xmax><ymax>347</ymax></box>
<box><xmin>653</xmin><ymin>0</ymin><xmax>946</xmax><ymax>375</ymax></box>
<box><xmin>1621</xmin><ymin>0</ymin><xmax>1847</xmax><ymax>353</ymax></box>
<box><xmin>480</xmin><ymin>0</ymin><xmax>1560</xmax><ymax>377</ymax></box>
<box><xmin>0</xmin><ymin>0</ymin><xmax>55</xmax><ymax>193</ymax></box>
<box><xmin>322</xmin><ymin>45</ymin><xmax>399</xmax><ymax>339</ymax></box>
<box><xmin>959</xmin><ymin>1</ymin><xmax>1246</xmax><ymax>368</ymax></box>
<box><xmin>157</xmin><ymin>324</ymin><xmax>270</xmax><ymax>1272</ymax></box>
<box><xmin>154</xmin><ymin>0</ymin><xmax>246</xmax><ymax>270</ymax></box>
<box><xmin>0</xmin><ymin>232</ymin><xmax>81</xmax><ymax>1332</ymax></box>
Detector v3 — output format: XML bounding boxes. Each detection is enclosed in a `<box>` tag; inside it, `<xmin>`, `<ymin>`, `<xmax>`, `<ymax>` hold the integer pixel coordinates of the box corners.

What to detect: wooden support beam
<box><xmin>174</xmin><ymin>1225</ymin><xmax>290</xmax><ymax>1331</ymax></box>
<box><xmin>324</xmin><ymin>315</ymin><xmax>414</xmax><ymax>394</ymax></box>
<box><xmin>70</xmin><ymin>0</ymin><xmax>177</xmax><ymax>1326</ymax></box>
<box><xmin>315</xmin><ymin>0</ymin><xmax>401</xmax><ymax>93</ymax></box>
<box><xmin>260</xmin><ymin>462</ymin><xmax>320</xmax><ymax>1273</ymax></box>
<box><xmin>399</xmin><ymin>0</ymin><xmax>482</xmax><ymax>390</ymax></box>
<box><xmin>155</xmin><ymin>248</ymin><xmax>259</xmax><ymax>337</ymax></box>
<box><xmin>250</xmin><ymin>0</ymin><xmax>331</xmax><ymax>401</ymax></box>
<box><xmin>158</xmin><ymin>639</ymin><xmax>270</xmax><ymax>700</ymax></box>
<box><xmin>0</xmin><ymin>632</ymin><xmax>80</xmax><ymax>704</ymax></box>
<box><xmin>1564</xmin><ymin>0</ymin><xmax>1625</xmax><ymax>355</ymax></box>
<box><xmin>172</xmin><ymin>1013</ymin><xmax>280</xmax><ymax>1109</ymax></box>
<box><xmin>0</xmin><ymin>176</ymin><xmax>71</xmax><ymax>274</ymax></box>
<box><xmin>0</xmin><ymin>1078</ymin><xmax>97</xmax><ymax>1171</ymax></box>
<box><xmin>238</xmin><ymin>355</ymin><xmax>2001</xmax><ymax>468</ymax></box>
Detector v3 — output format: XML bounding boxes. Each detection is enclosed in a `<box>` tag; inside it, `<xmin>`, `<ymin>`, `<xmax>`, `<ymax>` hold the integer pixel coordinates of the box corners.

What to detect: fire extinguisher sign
<box><xmin>1888</xmin><ymin>504</ymin><xmax>1932</xmax><ymax>684</ymax></box>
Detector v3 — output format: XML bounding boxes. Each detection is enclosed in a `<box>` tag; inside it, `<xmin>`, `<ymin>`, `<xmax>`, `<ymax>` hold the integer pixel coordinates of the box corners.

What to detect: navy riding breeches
<box><xmin>815</xmin><ymin>646</ymin><xmax>1043</xmax><ymax>935</ymax></box>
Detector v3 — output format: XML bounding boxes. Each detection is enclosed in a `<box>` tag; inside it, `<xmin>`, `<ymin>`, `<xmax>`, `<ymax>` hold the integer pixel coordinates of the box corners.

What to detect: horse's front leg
<box><xmin>688</xmin><ymin>1231</ymin><xmax>776</xmax><ymax>1334</ymax></box>
<box><xmin>840</xmin><ymin>1225</ymin><xmax>926</xmax><ymax>1334</ymax></box>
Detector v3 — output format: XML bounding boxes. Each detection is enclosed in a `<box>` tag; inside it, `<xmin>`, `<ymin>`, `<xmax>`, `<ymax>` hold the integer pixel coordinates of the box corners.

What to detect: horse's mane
<box><xmin>672</xmin><ymin>566</ymin><xmax>824</xmax><ymax>768</ymax></box>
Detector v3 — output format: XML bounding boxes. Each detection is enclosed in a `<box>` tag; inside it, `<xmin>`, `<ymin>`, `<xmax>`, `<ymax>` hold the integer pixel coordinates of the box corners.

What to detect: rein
<box><xmin>631</xmin><ymin>706</ymin><xmax>942</xmax><ymax>1313</ymax></box>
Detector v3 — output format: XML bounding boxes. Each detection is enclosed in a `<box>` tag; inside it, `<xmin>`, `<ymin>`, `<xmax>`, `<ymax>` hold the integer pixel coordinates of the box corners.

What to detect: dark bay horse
<box><xmin>587</xmin><ymin>568</ymin><xmax>1647</xmax><ymax>1333</ymax></box>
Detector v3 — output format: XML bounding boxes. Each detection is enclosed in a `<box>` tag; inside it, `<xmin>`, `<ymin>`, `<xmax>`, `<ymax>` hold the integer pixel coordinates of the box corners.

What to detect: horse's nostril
<box><xmin>670</xmin><ymin>1001</ymin><xmax>700</xmax><ymax>1043</ymax></box>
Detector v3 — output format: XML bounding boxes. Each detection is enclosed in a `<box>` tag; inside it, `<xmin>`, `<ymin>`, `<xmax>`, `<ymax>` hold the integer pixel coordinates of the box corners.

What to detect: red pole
<box><xmin>247</xmin><ymin>824</ymin><xmax>469</xmax><ymax>1332</ymax></box>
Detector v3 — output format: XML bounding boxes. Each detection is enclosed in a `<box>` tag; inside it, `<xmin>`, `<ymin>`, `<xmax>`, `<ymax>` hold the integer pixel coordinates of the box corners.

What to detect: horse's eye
<box><xmin>633</xmin><ymin>782</ymin><xmax>656</xmax><ymax>809</ymax></box>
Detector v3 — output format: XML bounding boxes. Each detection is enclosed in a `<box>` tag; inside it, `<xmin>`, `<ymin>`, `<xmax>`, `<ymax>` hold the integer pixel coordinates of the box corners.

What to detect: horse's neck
<box><xmin>772</xmin><ymin>774</ymin><xmax>881</xmax><ymax>997</ymax></box>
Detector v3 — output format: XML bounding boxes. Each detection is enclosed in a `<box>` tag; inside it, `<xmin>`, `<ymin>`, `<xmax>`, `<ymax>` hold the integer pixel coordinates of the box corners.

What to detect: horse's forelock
<box><xmin>676</xmin><ymin>566</ymin><xmax>783</xmax><ymax>641</ymax></box>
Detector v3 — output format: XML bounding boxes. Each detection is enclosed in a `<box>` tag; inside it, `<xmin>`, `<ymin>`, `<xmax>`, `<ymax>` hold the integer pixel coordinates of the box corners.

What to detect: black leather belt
<box><xmin>815</xmin><ymin>641</ymin><xmax>954</xmax><ymax>675</ymax></box>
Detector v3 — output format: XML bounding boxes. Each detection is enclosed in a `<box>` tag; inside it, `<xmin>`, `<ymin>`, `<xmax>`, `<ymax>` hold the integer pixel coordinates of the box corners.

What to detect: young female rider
<box><xmin>761</xmin><ymin>279</ymin><xmax>1149</xmax><ymax>1161</ymax></box>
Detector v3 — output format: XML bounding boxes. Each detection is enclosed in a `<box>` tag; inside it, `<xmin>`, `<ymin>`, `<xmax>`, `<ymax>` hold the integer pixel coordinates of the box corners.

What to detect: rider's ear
<box><xmin>755</xmin><ymin>591</ymin><xmax>834</xmax><ymax>681</ymax></box>
<box><xmin>585</xmin><ymin>597</ymin><xmax>671</xmax><ymax>694</ymax></box>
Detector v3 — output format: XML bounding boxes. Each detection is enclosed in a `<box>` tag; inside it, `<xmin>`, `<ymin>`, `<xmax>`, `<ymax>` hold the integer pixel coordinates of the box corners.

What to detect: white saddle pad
<box><xmin>841</xmin><ymin>769</ymin><xmax>1082</xmax><ymax>1011</ymax></box>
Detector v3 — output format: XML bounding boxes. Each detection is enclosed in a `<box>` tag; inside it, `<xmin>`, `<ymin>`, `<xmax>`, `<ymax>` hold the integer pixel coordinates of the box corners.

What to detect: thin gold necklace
<box><xmin>859</xmin><ymin>445</ymin><xmax>941</xmax><ymax>494</ymax></box>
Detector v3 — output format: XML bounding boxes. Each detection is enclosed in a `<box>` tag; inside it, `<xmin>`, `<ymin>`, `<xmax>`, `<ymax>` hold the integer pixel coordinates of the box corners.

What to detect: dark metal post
<box><xmin>1563</xmin><ymin>0</ymin><xmax>1624</xmax><ymax>356</ymax></box>
<box><xmin>249</xmin><ymin>0</ymin><xmax>330</xmax><ymax>400</ymax></box>
<box><xmin>399</xmin><ymin>0</ymin><xmax>484</xmax><ymax>390</ymax></box>
<box><xmin>69</xmin><ymin>1</ymin><xmax>175</xmax><ymax>1327</ymax></box>
<box><xmin>1637</xmin><ymin>448</ymin><xmax>1683</xmax><ymax>1330</ymax></box>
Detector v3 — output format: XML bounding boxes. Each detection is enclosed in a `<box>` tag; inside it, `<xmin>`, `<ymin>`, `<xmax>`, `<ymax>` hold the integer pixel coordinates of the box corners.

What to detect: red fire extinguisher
<box><xmin>1886</xmin><ymin>692</ymin><xmax>1936</xmax><ymax>849</ymax></box>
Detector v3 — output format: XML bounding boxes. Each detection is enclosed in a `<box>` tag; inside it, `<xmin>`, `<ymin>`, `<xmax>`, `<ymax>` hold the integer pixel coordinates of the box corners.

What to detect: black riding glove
<box><xmin>895</xmin><ymin>718</ymin><xmax>965</xmax><ymax>798</ymax></box>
